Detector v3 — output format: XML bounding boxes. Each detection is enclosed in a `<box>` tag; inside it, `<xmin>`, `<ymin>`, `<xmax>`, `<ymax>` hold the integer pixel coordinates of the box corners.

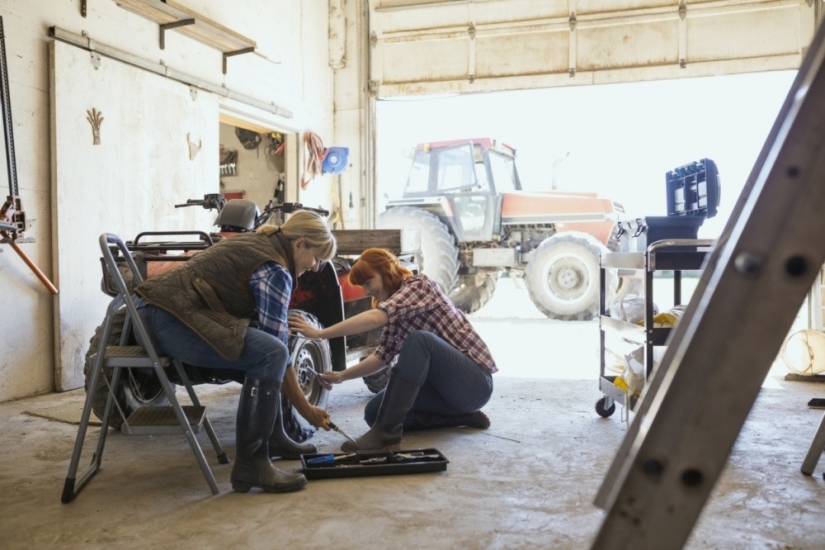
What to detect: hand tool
<box><xmin>306</xmin><ymin>452</ymin><xmax>358</xmax><ymax>465</ymax></box>
<box><xmin>326</xmin><ymin>419</ymin><xmax>357</xmax><ymax>444</ymax></box>
<box><xmin>394</xmin><ymin>452</ymin><xmax>441</xmax><ymax>461</ymax></box>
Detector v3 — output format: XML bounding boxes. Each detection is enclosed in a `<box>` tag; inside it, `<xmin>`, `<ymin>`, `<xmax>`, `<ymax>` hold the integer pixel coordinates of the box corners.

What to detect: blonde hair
<box><xmin>257</xmin><ymin>210</ymin><xmax>337</xmax><ymax>261</ymax></box>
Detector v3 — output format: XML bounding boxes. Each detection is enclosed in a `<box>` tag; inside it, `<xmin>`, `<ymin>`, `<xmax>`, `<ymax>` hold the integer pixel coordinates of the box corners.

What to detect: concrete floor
<box><xmin>3</xmin><ymin>279</ymin><xmax>825</xmax><ymax>549</ymax></box>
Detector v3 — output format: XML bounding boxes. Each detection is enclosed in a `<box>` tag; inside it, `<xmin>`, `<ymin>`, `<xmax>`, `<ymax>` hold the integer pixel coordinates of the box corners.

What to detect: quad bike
<box><xmin>84</xmin><ymin>194</ymin><xmax>395</xmax><ymax>441</ymax></box>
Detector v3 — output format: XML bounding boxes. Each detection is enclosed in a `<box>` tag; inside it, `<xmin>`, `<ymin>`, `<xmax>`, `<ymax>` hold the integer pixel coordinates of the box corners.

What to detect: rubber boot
<box><xmin>268</xmin><ymin>398</ymin><xmax>317</xmax><ymax>460</ymax></box>
<box><xmin>230</xmin><ymin>377</ymin><xmax>307</xmax><ymax>493</ymax></box>
<box><xmin>406</xmin><ymin>410</ymin><xmax>491</xmax><ymax>432</ymax></box>
<box><xmin>342</xmin><ymin>374</ymin><xmax>421</xmax><ymax>452</ymax></box>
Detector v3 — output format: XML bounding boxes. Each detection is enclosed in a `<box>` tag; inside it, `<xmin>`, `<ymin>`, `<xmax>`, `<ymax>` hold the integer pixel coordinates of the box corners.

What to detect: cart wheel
<box><xmin>595</xmin><ymin>397</ymin><xmax>616</xmax><ymax>418</ymax></box>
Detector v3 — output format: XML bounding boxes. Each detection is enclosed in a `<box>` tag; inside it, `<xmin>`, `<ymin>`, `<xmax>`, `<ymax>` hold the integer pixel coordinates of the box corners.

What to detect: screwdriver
<box><xmin>306</xmin><ymin>452</ymin><xmax>358</xmax><ymax>465</ymax></box>
<box><xmin>326</xmin><ymin>419</ymin><xmax>357</xmax><ymax>444</ymax></box>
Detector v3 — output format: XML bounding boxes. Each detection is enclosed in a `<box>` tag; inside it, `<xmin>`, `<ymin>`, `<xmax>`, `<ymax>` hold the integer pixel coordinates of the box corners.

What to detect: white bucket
<box><xmin>781</xmin><ymin>329</ymin><xmax>825</xmax><ymax>376</ymax></box>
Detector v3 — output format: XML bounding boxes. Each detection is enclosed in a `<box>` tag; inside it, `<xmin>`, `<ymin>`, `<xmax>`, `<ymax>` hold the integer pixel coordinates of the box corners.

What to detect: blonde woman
<box><xmin>135</xmin><ymin>211</ymin><xmax>336</xmax><ymax>493</ymax></box>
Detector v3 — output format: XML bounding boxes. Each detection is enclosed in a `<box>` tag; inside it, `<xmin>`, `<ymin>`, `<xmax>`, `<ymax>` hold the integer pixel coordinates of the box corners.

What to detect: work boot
<box><xmin>407</xmin><ymin>410</ymin><xmax>491</xmax><ymax>432</ymax></box>
<box><xmin>342</xmin><ymin>374</ymin><xmax>421</xmax><ymax>452</ymax></box>
<box><xmin>230</xmin><ymin>377</ymin><xmax>307</xmax><ymax>493</ymax></box>
<box><xmin>268</xmin><ymin>398</ymin><xmax>317</xmax><ymax>460</ymax></box>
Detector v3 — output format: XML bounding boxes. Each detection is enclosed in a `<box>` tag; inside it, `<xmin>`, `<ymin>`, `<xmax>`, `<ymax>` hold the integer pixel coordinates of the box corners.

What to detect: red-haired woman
<box><xmin>288</xmin><ymin>247</ymin><xmax>497</xmax><ymax>452</ymax></box>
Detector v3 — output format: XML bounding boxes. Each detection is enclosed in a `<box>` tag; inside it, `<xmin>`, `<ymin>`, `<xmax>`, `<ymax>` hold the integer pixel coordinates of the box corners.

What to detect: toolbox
<box><xmin>300</xmin><ymin>448</ymin><xmax>449</xmax><ymax>480</ymax></box>
<box><xmin>618</xmin><ymin>158</ymin><xmax>721</xmax><ymax>251</ymax></box>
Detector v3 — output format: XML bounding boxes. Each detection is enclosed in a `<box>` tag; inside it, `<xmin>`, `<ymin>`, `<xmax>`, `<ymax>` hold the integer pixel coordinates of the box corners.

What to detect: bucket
<box><xmin>781</xmin><ymin>329</ymin><xmax>825</xmax><ymax>376</ymax></box>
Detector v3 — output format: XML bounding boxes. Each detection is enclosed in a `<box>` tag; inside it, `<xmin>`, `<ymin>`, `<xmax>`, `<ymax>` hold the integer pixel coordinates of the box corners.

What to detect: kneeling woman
<box><xmin>289</xmin><ymin>247</ymin><xmax>497</xmax><ymax>452</ymax></box>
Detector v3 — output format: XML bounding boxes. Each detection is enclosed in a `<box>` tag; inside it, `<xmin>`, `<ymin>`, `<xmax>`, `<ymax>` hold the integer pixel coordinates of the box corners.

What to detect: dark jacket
<box><xmin>135</xmin><ymin>231</ymin><xmax>296</xmax><ymax>360</ymax></box>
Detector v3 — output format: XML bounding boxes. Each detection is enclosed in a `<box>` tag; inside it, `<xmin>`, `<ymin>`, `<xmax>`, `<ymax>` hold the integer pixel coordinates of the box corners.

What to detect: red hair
<box><xmin>349</xmin><ymin>248</ymin><xmax>412</xmax><ymax>303</ymax></box>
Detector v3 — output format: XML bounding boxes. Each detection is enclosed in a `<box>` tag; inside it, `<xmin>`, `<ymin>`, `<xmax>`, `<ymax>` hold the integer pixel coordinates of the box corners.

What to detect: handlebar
<box><xmin>175</xmin><ymin>193</ymin><xmax>227</xmax><ymax>211</ymax></box>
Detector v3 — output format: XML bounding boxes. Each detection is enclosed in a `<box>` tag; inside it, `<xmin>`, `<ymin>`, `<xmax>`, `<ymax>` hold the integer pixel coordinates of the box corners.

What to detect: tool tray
<box><xmin>300</xmin><ymin>448</ymin><xmax>448</xmax><ymax>480</ymax></box>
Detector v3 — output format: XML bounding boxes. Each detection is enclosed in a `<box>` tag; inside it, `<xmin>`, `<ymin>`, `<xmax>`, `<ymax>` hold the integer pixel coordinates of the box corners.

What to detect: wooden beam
<box><xmin>332</xmin><ymin>229</ymin><xmax>420</xmax><ymax>256</ymax></box>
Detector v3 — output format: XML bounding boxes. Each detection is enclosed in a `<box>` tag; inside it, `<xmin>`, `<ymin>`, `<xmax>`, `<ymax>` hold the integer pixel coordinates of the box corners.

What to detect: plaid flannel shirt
<box><xmin>249</xmin><ymin>262</ymin><xmax>292</xmax><ymax>346</ymax></box>
<box><xmin>375</xmin><ymin>275</ymin><xmax>498</xmax><ymax>373</ymax></box>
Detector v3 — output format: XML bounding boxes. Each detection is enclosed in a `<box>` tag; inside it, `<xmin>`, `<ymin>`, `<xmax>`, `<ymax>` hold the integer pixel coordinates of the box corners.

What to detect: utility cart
<box><xmin>595</xmin><ymin>159</ymin><xmax>721</xmax><ymax>418</ymax></box>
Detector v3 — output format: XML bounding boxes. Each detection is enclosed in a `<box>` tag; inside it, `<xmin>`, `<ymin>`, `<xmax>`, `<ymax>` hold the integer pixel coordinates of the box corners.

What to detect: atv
<box><xmin>84</xmin><ymin>195</ymin><xmax>404</xmax><ymax>441</ymax></box>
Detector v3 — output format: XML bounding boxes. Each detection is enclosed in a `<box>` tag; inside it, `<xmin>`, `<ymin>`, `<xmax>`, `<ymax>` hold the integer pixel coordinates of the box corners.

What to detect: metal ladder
<box><xmin>61</xmin><ymin>233</ymin><xmax>229</xmax><ymax>503</ymax></box>
<box><xmin>592</xmin><ymin>18</ymin><xmax>825</xmax><ymax>549</ymax></box>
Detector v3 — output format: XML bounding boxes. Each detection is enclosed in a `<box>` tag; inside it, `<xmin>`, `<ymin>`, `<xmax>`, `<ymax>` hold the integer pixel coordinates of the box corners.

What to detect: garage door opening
<box><xmin>374</xmin><ymin>70</ymin><xmax>797</xmax><ymax>379</ymax></box>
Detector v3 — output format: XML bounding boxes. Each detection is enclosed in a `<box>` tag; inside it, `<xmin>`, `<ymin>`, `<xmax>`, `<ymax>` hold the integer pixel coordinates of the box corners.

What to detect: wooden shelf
<box><xmin>113</xmin><ymin>0</ymin><xmax>256</xmax><ymax>72</ymax></box>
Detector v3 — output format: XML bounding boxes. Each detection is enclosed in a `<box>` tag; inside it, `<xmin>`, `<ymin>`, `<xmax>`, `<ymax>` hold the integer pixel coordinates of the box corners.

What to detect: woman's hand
<box><xmin>302</xmin><ymin>405</ymin><xmax>331</xmax><ymax>430</ymax></box>
<box><xmin>318</xmin><ymin>371</ymin><xmax>344</xmax><ymax>390</ymax></box>
<box><xmin>289</xmin><ymin>314</ymin><xmax>322</xmax><ymax>339</ymax></box>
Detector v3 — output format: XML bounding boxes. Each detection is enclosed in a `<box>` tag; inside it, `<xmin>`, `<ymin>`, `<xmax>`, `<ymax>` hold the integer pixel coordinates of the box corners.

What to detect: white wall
<box><xmin>0</xmin><ymin>0</ymin><xmax>343</xmax><ymax>401</ymax></box>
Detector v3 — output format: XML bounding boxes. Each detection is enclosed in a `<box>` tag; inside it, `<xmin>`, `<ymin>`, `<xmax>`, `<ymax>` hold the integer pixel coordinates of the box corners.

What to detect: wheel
<box><xmin>84</xmin><ymin>309</ymin><xmax>169</xmax><ymax>431</ymax></box>
<box><xmin>286</xmin><ymin>309</ymin><xmax>333</xmax><ymax>442</ymax></box>
<box><xmin>448</xmin><ymin>272</ymin><xmax>498</xmax><ymax>314</ymax></box>
<box><xmin>524</xmin><ymin>231</ymin><xmax>616</xmax><ymax>320</ymax></box>
<box><xmin>378</xmin><ymin>206</ymin><xmax>460</xmax><ymax>293</ymax></box>
<box><xmin>595</xmin><ymin>397</ymin><xmax>616</xmax><ymax>418</ymax></box>
<box><xmin>363</xmin><ymin>368</ymin><xmax>390</xmax><ymax>393</ymax></box>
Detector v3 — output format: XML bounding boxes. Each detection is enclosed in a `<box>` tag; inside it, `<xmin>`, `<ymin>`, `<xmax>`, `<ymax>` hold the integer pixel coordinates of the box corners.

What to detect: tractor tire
<box><xmin>449</xmin><ymin>272</ymin><xmax>498</xmax><ymax>315</ymax></box>
<box><xmin>524</xmin><ymin>231</ymin><xmax>616</xmax><ymax>321</ymax></box>
<box><xmin>286</xmin><ymin>310</ymin><xmax>333</xmax><ymax>441</ymax></box>
<box><xmin>84</xmin><ymin>309</ymin><xmax>169</xmax><ymax>431</ymax></box>
<box><xmin>378</xmin><ymin>206</ymin><xmax>459</xmax><ymax>294</ymax></box>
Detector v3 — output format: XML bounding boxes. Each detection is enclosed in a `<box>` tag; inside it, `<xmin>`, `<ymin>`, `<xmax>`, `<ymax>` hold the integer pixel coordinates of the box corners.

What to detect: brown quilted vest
<box><xmin>135</xmin><ymin>231</ymin><xmax>296</xmax><ymax>361</ymax></box>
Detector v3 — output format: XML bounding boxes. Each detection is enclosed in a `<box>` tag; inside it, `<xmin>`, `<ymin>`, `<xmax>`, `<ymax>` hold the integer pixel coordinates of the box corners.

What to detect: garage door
<box><xmin>369</xmin><ymin>0</ymin><xmax>818</xmax><ymax>97</ymax></box>
<box><xmin>50</xmin><ymin>40</ymin><xmax>219</xmax><ymax>390</ymax></box>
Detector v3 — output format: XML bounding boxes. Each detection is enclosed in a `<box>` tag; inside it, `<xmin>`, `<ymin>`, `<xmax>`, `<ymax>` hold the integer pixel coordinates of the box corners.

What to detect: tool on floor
<box><xmin>394</xmin><ymin>452</ymin><xmax>441</xmax><ymax>461</ymax></box>
<box><xmin>326</xmin><ymin>419</ymin><xmax>357</xmax><ymax>444</ymax></box>
<box><xmin>306</xmin><ymin>452</ymin><xmax>357</xmax><ymax>465</ymax></box>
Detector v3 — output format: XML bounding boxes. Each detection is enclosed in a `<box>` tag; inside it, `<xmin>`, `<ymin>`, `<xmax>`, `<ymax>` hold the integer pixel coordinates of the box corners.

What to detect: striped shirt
<box><xmin>249</xmin><ymin>262</ymin><xmax>292</xmax><ymax>346</ymax></box>
<box><xmin>375</xmin><ymin>275</ymin><xmax>498</xmax><ymax>374</ymax></box>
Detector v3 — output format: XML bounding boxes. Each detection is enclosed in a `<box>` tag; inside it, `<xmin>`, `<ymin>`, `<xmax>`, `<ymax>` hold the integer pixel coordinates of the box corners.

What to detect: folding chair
<box><xmin>62</xmin><ymin>233</ymin><xmax>229</xmax><ymax>503</ymax></box>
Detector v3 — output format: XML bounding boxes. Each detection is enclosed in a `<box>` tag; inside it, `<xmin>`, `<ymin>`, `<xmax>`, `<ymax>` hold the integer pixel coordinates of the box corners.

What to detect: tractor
<box><xmin>378</xmin><ymin>138</ymin><xmax>636</xmax><ymax>320</ymax></box>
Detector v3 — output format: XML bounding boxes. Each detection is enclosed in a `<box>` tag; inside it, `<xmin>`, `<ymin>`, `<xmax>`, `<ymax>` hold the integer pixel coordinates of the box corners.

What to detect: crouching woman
<box><xmin>289</xmin><ymin>247</ymin><xmax>497</xmax><ymax>452</ymax></box>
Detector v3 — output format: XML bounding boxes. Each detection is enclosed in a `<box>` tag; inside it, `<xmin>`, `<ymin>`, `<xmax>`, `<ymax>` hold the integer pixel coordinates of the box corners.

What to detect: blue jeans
<box><xmin>364</xmin><ymin>330</ymin><xmax>494</xmax><ymax>428</ymax></box>
<box><xmin>136</xmin><ymin>305</ymin><xmax>288</xmax><ymax>381</ymax></box>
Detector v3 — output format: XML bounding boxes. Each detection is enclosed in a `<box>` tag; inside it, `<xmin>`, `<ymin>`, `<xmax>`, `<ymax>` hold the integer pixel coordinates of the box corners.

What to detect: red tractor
<box><xmin>379</xmin><ymin>138</ymin><xmax>635</xmax><ymax>319</ymax></box>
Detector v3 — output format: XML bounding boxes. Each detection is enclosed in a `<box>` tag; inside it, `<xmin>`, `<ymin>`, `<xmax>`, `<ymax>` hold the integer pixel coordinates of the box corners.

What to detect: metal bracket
<box><xmin>81</xmin><ymin>0</ymin><xmax>86</xmax><ymax>18</ymax></box>
<box><xmin>160</xmin><ymin>19</ymin><xmax>195</xmax><ymax>50</ymax></box>
<box><xmin>222</xmin><ymin>47</ymin><xmax>255</xmax><ymax>74</ymax></box>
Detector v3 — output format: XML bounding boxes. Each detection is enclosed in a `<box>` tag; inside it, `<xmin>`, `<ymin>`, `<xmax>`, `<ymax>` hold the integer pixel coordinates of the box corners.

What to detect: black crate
<box><xmin>644</xmin><ymin>215</ymin><xmax>705</xmax><ymax>246</ymax></box>
<box><xmin>300</xmin><ymin>448</ymin><xmax>449</xmax><ymax>480</ymax></box>
<box><xmin>665</xmin><ymin>158</ymin><xmax>720</xmax><ymax>219</ymax></box>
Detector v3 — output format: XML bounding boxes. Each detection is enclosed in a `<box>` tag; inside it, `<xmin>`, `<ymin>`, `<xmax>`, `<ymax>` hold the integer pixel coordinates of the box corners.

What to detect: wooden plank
<box><xmin>332</xmin><ymin>229</ymin><xmax>420</xmax><ymax>256</ymax></box>
<box><xmin>114</xmin><ymin>0</ymin><xmax>256</xmax><ymax>52</ymax></box>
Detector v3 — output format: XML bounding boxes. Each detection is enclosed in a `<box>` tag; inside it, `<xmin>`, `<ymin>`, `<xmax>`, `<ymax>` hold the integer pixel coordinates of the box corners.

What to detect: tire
<box><xmin>378</xmin><ymin>206</ymin><xmax>460</xmax><ymax>293</ymax></box>
<box><xmin>285</xmin><ymin>310</ymin><xmax>333</xmax><ymax>442</ymax></box>
<box><xmin>524</xmin><ymin>231</ymin><xmax>616</xmax><ymax>320</ymax></box>
<box><xmin>363</xmin><ymin>368</ymin><xmax>390</xmax><ymax>394</ymax></box>
<box><xmin>449</xmin><ymin>272</ymin><xmax>498</xmax><ymax>315</ymax></box>
<box><xmin>595</xmin><ymin>397</ymin><xmax>616</xmax><ymax>418</ymax></box>
<box><xmin>84</xmin><ymin>309</ymin><xmax>169</xmax><ymax>431</ymax></box>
